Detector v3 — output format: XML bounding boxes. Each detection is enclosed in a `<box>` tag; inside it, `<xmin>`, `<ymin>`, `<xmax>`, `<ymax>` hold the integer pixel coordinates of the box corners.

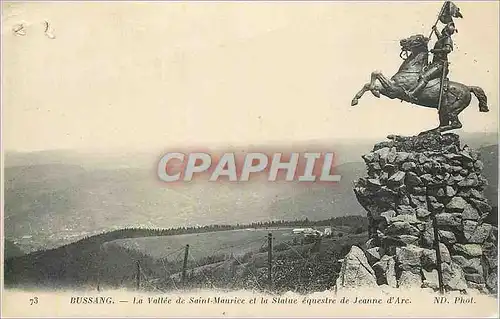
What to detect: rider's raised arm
<box><xmin>432</xmin><ymin>26</ymin><xmax>442</xmax><ymax>39</ymax></box>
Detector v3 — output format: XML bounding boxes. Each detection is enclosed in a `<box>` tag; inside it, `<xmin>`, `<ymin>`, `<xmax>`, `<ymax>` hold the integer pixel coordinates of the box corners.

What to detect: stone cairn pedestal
<box><xmin>336</xmin><ymin>133</ymin><xmax>497</xmax><ymax>294</ymax></box>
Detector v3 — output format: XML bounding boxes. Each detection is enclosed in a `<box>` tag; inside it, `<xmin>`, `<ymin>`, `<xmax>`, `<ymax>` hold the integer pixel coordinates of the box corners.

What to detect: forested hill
<box><xmin>6</xmin><ymin>214</ymin><xmax>368</xmax><ymax>260</ymax></box>
<box><xmin>4</xmin><ymin>215</ymin><xmax>368</xmax><ymax>288</ymax></box>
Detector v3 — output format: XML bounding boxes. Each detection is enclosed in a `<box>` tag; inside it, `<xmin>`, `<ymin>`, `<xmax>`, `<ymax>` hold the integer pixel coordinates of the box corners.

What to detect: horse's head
<box><xmin>399</xmin><ymin>34</ymin><xmax>429</xmax><ymax>59</ymax></box>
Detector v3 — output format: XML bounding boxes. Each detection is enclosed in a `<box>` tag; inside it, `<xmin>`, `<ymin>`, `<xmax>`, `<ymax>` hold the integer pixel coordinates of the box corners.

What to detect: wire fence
<box><xmin>104</xmin><ymin>233</ymin><xmax>334</xmax><ymax>294</ymax></box>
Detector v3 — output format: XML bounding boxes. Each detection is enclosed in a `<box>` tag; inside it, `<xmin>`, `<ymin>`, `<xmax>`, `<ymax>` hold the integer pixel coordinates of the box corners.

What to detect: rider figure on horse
<box><xmin>407</xmin><ymin>22</ymin><xmax>456</xmax><ymax>102</ymax></box>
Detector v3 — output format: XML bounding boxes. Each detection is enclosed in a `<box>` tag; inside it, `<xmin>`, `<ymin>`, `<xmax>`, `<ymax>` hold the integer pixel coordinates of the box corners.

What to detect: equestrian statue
<box><xmin>351</xmin><ymin>1</ymin><xmax>489</xmax><ymax>135</ymax></box>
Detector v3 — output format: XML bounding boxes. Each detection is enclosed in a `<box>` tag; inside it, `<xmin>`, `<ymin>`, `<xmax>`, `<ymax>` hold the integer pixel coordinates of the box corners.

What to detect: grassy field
<box><xmin>105</xmin><ymin>226</ymin><xmax>345</xmax><ymax>261</ymax></box>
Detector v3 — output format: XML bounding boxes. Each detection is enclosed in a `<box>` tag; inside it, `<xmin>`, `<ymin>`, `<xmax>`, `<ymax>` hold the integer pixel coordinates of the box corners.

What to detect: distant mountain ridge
<box><xmin>4</xmin><ymin>133</ymin><xmax>497</xmax><ymax>253</ymax></box>
<box><xmin>5</xmin><ymin>131</ymin><xmax>497</xmax><ymax>168</ymax></box>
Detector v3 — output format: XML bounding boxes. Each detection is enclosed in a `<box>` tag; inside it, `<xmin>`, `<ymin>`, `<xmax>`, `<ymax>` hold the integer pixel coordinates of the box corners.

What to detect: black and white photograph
<box><xmin>1</xmin><ymin>1</ymin><xmax>498</xmax><ymax>317</ymax></box>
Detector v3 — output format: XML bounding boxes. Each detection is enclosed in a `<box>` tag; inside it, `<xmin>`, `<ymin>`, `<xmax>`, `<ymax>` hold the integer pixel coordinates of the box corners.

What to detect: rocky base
<box><xmin>337</xmin><ymin>133</ymin><xmax>497</xmax><ymax>294</ymax></box>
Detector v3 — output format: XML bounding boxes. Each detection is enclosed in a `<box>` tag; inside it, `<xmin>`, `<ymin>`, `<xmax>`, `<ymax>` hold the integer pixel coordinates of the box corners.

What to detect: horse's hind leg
<box><xmin>419</xmin><ymin>98</ymin><xmax>466</xmax><ymax>136</ymax></box>
<box><xmin>437</xmin><ymin>107</ymin><xmax>451</xmax><ymax>128</ymax></box>
<box><xmin>437</xmin><ymin>116</ymin><xmax>462</xmax><ymax>134</ymax></box>
<box><xmin>436</xmin><ymin>97</ymin><xmax>470</xmax><ymax>133</ymax></box>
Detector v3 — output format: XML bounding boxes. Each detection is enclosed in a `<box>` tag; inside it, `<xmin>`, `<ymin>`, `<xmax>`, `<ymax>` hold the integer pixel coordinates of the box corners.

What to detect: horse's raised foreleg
<box><xmin>369</xmin><ymin>70</ymin><xmax>400</xmax><ymax>99</ymax></box>
<box><xmin>351</xmin><ymin>83</ymin><xmax>372</xmax><ymax>106</ymax></box>
<box><xmin>352</xmin><ymin>71</ymin><xmax>401</xmax><ymax>106</ymax></box>
<box><xmin>368</xmin><ymin>70</ymin><xmax>383</xmax><ymax>97</ymax></box>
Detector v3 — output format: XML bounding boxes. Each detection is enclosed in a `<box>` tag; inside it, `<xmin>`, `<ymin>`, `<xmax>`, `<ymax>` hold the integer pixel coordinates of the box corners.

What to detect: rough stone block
<box><xmin>453</xmin><ymin>244</ymin><xmax>482</xmax><ymax>258</ymax></box>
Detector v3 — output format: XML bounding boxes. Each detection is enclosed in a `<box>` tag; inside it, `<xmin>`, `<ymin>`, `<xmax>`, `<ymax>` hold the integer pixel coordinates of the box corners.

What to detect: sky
<box><xmin>2</xmin><ymin>1</ymin><xmax>499</xmax><ymax>152</ymax></box>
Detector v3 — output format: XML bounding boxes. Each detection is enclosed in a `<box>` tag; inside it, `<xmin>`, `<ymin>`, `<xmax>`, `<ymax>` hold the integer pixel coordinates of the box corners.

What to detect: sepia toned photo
<box><xmin>1</xmin><ymin>1</ymin><xmax>498</xmax><ymax>317</ymax></box>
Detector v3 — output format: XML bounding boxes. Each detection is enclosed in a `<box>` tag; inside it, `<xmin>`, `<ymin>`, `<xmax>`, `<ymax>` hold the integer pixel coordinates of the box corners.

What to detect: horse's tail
<box><xmin>469</xmin><ymin>86</ymin><xmax>489</xmax><ymax>112</ymax></box>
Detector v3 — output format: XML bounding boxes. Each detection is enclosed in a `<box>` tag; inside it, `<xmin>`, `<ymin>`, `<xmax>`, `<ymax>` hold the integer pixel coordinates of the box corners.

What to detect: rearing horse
<box><xmin>351</xmin><ymin>34</ymin><xmax>489</xmax><ymax>135</ymax></box>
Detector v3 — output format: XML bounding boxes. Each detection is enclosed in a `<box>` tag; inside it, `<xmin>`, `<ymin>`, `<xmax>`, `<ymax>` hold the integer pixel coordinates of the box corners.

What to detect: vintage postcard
<box><xmin>1</xmin><ymin>1</ymin><xmax>498</xmax><ymax>317</ymax></box>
